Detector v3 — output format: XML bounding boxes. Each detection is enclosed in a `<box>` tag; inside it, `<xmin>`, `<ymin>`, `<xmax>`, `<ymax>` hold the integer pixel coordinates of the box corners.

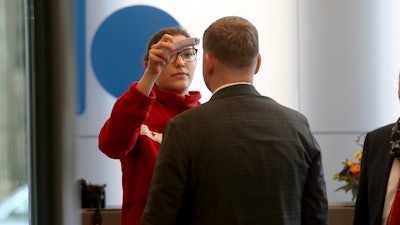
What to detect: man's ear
<box><xmin>254</xmin><ymin>54</ymin><xmax>261</xmax><ymax>74</ymax></box>
<box><xmin>204</xmin><ymin>53</ymin><xmax>213</xmax><ymax>74</ymax></box>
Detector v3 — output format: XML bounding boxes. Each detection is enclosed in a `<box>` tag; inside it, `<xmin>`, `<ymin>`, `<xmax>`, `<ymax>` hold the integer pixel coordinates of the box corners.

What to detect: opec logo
<box><xmin>76</xmin><ymin>3</ymin><xmax>181</xmax><ymax>115</ymax></box>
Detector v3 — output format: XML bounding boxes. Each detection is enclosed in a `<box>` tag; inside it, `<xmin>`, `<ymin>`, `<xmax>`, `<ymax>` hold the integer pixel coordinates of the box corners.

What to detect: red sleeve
<box><xmin>98</xmin><ymin>82</ymin><xmax>156</xmax><ymax>159</ymax></box>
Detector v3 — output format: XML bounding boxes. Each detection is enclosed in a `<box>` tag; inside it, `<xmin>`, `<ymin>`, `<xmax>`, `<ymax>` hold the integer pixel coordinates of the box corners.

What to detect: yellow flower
<box><xmin>354</xmin><ymin>151</ymin><xmax>362</xmax><ymax>160</ymax></box>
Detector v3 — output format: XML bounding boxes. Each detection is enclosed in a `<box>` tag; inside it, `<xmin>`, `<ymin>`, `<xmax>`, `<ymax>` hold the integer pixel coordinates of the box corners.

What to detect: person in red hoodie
<box><xmin>98</xmin><ymin>27</ymin><xmax>201</xmax><ymax>225</ymax></box>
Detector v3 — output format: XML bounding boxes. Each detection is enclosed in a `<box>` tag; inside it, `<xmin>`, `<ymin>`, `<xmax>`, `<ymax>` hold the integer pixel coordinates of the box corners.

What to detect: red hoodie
<box><xmin>98</xmin><ymin>82</ymin><xmax>201</xmax><ymax>225</ymax></box>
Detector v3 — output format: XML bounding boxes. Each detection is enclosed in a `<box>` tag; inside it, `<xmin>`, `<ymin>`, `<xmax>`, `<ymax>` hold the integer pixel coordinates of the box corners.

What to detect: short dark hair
<box><xmin>203</xmin><ymin>16</ymin><xmax>259</xmax><ymax>68</ymax></box>
<box><xmin>143</xmin><ymin>27</ymin><xmax>190</xmax><ymax>62</ymax></box>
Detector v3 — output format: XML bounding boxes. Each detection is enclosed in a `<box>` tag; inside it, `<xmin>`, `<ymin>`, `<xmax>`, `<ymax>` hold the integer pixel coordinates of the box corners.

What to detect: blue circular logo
<box><xmin>91</xmin><ymin>5</ymin><xmax>180</xmax><ymax>98</ymax></box>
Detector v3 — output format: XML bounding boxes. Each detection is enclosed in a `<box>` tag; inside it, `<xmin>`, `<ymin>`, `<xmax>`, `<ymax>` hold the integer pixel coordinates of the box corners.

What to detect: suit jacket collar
<box><xmin>210</xmin><ymin>83</ymin><xmax>261</xmax><ymax>101</ymax></box>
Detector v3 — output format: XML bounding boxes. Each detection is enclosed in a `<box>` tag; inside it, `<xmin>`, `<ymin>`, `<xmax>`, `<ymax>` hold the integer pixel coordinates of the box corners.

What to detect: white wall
<box><xmin>298</xmin><ymin>1</ymin><xmax>400</xmax><ymax>203</ymax></box>
<box><xmin>75</xmin><ymin>0</ymin><xmax>400</xmax><ymax>206</ymax></box>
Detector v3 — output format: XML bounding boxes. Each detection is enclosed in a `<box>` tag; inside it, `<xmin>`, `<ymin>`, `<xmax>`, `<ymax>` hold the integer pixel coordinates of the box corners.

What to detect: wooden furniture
<box><xmin>328</xmin><ymin>203</ymin><xmax>354</xmax><ymax>225</ymax></box>
<box><xmin>80</xmin><ymin>204</ymin><xmax>355</xmax><ymax>225</ymax></box>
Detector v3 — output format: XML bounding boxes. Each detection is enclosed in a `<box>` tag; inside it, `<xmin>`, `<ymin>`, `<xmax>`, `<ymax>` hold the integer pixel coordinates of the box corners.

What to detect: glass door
<box><xmin>0</xmin><ymin>1</ymin><xmax>29</xmax><ymax>225</ymax></box>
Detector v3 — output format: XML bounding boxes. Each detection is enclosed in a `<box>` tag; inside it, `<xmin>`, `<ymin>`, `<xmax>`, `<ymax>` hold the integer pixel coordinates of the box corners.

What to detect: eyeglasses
<box><xmin>169</xmin><ymin>48</ymin><xmax>198</xmax><ymax>64</ymax></box>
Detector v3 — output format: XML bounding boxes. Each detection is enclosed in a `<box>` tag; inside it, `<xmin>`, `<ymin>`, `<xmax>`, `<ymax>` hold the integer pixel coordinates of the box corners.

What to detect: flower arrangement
<box><xmin>333</xmin><ymin>133</ymin><xmax>365</xmax><ymax>201</ymax></box>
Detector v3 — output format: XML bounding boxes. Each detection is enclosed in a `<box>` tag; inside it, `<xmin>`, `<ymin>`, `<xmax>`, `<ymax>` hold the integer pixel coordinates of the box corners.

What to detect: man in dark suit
<box><xmin>353</xmin><ymin>74</ymin><xmax>400</xmax><ymax>225</ymax></box>
<box><xmin>141</xmin><ymin>16</ymin><xmax>328</xmax><ymax>225</ymax></box>
<box><xmin>353</xmin><ymin>123</ymin><xmax>396</xmax><ymax>225</ymax></box>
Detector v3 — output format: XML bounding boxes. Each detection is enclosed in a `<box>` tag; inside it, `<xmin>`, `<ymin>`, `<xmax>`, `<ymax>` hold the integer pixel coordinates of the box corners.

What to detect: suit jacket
<box><xmin>353</xmin><ymin>123</ymin><xmax>395</xmax><ymax>225</ymax></box>
<box><xmin>141</xmin><ymin>84</ymin><xmax>328</xmax><ymax>225</ymax></box>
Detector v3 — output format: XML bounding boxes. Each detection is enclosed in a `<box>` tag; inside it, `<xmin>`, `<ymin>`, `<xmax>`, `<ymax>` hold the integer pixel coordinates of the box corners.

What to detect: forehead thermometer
<box><xmin>165</xmin><ymin>37</ymin><xmax>200</xmax><ymax>56</ymax></box>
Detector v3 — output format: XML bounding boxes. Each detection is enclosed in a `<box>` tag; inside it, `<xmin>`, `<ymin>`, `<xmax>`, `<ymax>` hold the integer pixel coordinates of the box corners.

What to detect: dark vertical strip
<box><xmin>28</xmin><ymin>0</ymin><xmax>55</xmax><ymax>224</ymax></box>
